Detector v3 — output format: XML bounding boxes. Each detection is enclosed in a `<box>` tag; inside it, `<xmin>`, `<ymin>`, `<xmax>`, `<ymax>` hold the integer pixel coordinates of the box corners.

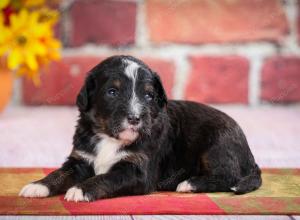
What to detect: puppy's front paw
<box><xmin>176</xmin><ymin>180</ymin><xmax>194</xmax><ymax>193</ymax></box>
<box><xmin>19</xmin><ymin>183</ymin><xmax>49</xmax><ymax>198</ymax></box>
<box><xmin>64</xmin><ymin>186</ymin><xmax>90</xmax><ymax>202</ymax></box>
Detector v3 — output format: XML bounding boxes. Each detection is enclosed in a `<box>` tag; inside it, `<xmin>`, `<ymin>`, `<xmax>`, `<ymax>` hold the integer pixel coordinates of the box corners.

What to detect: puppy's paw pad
<box><xmin>64</xmin><ymin>187</ymin><xmax>89</xmax><ymax>202</ymax></box>
<box><xmin>176</xmin><ymin>180</ymin><xmax>194</xmax><ymax>193</ymax></box>
<box><xmin>19</xmin><ymin>183</ymin><xmax>49</xmax><ymax>198</ymax></box>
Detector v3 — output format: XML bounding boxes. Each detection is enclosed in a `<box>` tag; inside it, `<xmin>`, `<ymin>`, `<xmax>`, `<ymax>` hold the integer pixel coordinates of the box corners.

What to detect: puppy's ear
<box><xmin>154</xmin><ymin>72</ymin><xmax>168</xmax><ymax>108</ymax></box>
<box><xmin>76</xmin><ymin>74</ymin><xmax>96</xmax><ymax>112</ymax></box>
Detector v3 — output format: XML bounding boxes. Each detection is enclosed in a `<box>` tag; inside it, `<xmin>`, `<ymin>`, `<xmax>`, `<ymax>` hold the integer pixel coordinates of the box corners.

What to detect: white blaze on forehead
<box><xmin>124</xmin><ymin>59</ymin><xmax>139</xmax><ymax>79</ymax></box>
<box><xmin>123</xmin><ymin>59</ymin><xmax>142</xmax><ymax>116</ymax></box>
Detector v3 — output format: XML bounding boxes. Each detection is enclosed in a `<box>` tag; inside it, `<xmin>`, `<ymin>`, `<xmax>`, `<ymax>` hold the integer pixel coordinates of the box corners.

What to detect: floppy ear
<box><xmin>76</xmin><ymin>73</ymin><xmax>96</xmax><ymax>112</ymax></box>
<box><xmin>153</xmin><ymin>72</ymin><xmax>168</xmax><ymax>108</ymax></box>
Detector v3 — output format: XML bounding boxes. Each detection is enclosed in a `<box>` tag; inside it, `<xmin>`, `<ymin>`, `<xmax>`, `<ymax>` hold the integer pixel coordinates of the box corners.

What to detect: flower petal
<box><xmin>8</xmin><ymin>49</ymin><xmax>23</xmax><ymax>69</ymax></box>
<box><xmin>32</xmin><ymin>41</ymin><xmax>47</xmax><ymax>55</ymax></box>
<box><xmin>25</xmin><ymin>52</ymin><xmax>38</xmax><ymax>70</ymax></box>
<box><xmin>0</xmin><ymin>0</ymin><xmax>9</xmax><ymax>9</ymax></box>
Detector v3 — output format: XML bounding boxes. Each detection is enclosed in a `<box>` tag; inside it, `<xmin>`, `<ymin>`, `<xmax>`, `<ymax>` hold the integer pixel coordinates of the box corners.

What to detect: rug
<box><xmin>0</xmin><ymin>168</ymin><xmax>299</xmax><ymax>215</ymax></box>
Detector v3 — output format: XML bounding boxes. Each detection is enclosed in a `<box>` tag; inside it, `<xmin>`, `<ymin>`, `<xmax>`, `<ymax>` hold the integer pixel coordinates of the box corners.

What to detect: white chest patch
<box><xmin>75</xmin><ymin>135</ymin><xmax>129</xmax><ymax>175</ymax></box>
<box><xmin>94</xmin><ymin>135</ymin><xmax>128</xmax><ymax>175</ymax></box>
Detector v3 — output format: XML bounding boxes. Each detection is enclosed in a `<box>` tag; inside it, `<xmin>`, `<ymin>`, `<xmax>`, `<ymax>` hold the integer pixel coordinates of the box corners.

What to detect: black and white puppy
<box><xmin>19</xmin><ymin>55</ymin><xmax>262</xmax><ymax>202</ymax></box>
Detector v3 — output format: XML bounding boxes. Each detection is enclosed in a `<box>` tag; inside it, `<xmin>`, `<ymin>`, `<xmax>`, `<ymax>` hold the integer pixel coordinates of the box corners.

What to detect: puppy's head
<box><xmin>77</xmin><ymin>55</ymin><xmax>167</xmax><ymax>145</ymax></box>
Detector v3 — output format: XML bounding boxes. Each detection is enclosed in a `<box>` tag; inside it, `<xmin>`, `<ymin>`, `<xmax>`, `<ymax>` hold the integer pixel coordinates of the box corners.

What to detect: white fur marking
<box><xmin>124</xmin><ymin>59</ymin><xmax>142</xmax><ymax>116</ymax></box>
<box><xmin>230</xmin><ymin>186</ymin><xmax>237</xmax><ymax>192</ymax></box>
<box><xmin>124</xmin><ymin>59</ymin><xmax>139</xmax><ymax>80</ymax></box>
<box><xmin>19</xmin><ymin>183</ymin><xmax>49</xmax><ymax>198</ymax></box>
<box><xmin>176</xmin><ymin>180</ymin><xmax>194</xmax><ymax>193</ymax></box>
<box><xmin>94</xmin><ymin>134</ymin><xmax>129</xmax><ymax>175</ymax></box>
<box><xmin>75</xmin><ymin>150</ymin><xmax>95</xmax><ymax>165</ymax></box>
<box><xmin>64</xmin><ymin>186</ymin><xmax>89</xmax><ymax>202</ymax></box>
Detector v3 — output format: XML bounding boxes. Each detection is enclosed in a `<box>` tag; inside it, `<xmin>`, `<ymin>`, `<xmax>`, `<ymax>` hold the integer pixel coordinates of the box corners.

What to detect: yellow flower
<box><xmin>22</xmin><ymin>0</ymin><xmax>45</xmax><ymax>8</ymax></box>
<box><xmin>0</xmin><ymin>8</ymin><xmax>61</xmax><ymax>85</ymax></box>
<box><xmin>17</xmin><ymin>64</ymin><xmax>41</xmax><ymax>85</ymax></box>
<box><xmin>38</xmin><ymin>7</ymin><xmax>59</xmax><ymax>26</ymax></box>
<box><xmin>0</xmin><ymin>14</ymin><xmax>10</xmax><ymax>55</ymax></box>
<box><xmin>0</xmin><ymin>0</ymin><xmax>9</xmax><ymax>9</ymax></box>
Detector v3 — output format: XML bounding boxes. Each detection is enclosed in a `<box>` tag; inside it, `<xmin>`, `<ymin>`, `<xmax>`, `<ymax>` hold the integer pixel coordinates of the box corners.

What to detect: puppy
<box><xmin>20</xmin><ymin>55</ymin><xmax>262</xmax><ymax>202</ymax></box>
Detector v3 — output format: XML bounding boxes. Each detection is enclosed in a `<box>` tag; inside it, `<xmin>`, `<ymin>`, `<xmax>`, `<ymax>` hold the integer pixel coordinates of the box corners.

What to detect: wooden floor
<box><xmin>1</xmin><ymin>105</ymin><xmax>300</xmax><ymax>219</ymax></box>
<box><xmin>1</xmin><ymin>105</ymin><xmax>300</xmax><ymax>168</ymax></box>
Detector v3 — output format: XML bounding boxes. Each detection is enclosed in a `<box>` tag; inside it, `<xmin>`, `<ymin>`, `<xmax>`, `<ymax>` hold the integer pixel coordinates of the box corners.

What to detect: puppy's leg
<box><xmin>65</xmin><ymin>161</ymin><xmax>147</xmax><ymax>202</ymax></box>
<box><xmin>19</xmin><ymin>157</ymin><xmax>94</xmax><ymax>198</ymax></box>
<box><xmin>176</xmin><ymin>175</ymin><xmax>233</xmax><ymax>193</ymax></box>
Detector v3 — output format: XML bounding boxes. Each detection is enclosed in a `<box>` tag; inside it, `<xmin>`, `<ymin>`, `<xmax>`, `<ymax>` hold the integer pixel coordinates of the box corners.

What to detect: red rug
<box><xmin>1</xmin><ymin>168</ymin><xmax>300</xmax><ymax>215</ymax></box>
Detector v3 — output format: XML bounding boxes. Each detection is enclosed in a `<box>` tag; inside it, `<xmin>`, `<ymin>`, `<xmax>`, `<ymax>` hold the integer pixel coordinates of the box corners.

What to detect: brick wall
<box><xmin>23</xmin><ymin>0</ymin><xmax>300</xmax><ymax>105</ymax></box>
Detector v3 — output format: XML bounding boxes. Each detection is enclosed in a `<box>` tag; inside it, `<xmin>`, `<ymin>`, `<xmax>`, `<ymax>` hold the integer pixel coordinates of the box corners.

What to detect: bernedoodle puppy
<box><xmin>20</xmin><ymin>55</ymin><xmax>262</xmax><ymax>202</ymax></box>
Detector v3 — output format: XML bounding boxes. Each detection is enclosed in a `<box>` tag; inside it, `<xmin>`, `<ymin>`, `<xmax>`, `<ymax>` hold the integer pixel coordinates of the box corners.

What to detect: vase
<box><xmin>0</xmin><ymin>68</ymin><xmax>13</xmax><ymax>112</ymax></box>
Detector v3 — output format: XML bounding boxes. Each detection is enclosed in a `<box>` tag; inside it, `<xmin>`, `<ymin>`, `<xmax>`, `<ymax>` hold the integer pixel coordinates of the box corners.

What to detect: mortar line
<box><xmin>135</xmin><ymin>0</ymin><xmax>149</xmax><ymax>48</ymax></box>
<box><xmin>281</xmin><ymin>0</ymin><xmax>300</xmax><ymax>55</ymax></box>
<box><xmin>248</xmin><ymin>56</ymin><xmax>264</xmax><ymax>106</ymax></box>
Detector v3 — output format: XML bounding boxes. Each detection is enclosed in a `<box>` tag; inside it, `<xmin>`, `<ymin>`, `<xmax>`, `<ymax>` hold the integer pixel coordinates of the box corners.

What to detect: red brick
<box><xmin>185</xmin><ymin>56</ymin><xmax>249</xmax><ymax>104</ymax></box>
<box><xmin>70</xmin><ymin>0</ymin><xmax>136</xmax><ymax>46</ymax></box>
<box><xmin>261</xmin><ymin>57</ymin><xmax>300</xmax><ymax>103</ymax></box>
<box><xmin>142</xmin><ymin>58</ymin><xmax>175</xmax><ymax>98</ymax></box>
<box><xmin>146</xmin><ymin>0</ymin><xmax>288</xmax><ymax>44</ymax></box>
<box><xmin>23</xmin><ymin>56</ymin><xmax>175</xmax><ymax>105</ymax></box>
<box><xmin>23</xmin><ymin>56</ymin><xmax>102</xmax><ymax>105</ymax></box>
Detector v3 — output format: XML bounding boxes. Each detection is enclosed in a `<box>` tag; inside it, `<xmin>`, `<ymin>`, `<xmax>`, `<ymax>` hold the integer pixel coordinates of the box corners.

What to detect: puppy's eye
<box><xmin>144</xmin><ymin>92</ymin><xmax>154</xmax><ymax>101</ymax></box>
<box><xmin>107</xmin><ymin>88</ymin><xmax>118</xmax><ymax>97</ymax></box>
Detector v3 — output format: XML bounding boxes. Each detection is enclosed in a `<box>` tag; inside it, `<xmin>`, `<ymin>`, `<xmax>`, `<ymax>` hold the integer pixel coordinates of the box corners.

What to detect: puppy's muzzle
<box><xmin>118</xmin><ymin>114</ymin><xmax>142</xmax><ymax>145</ymax></box>
<box><xmin>127</xmin><ymin>114</ymin><xmax>140</xmax><ymax>126</ymax></box>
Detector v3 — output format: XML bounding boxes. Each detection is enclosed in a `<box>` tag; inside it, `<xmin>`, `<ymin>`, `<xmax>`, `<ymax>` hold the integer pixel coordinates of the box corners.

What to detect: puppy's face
<box><xmin>77</xmin><ymin>56</ymin><xmax>167</xmax><ymax>145</ymax></box>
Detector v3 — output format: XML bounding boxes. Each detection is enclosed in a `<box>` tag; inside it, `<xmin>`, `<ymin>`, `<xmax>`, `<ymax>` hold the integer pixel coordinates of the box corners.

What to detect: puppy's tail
<box><xmin>231</xmin><ymin>164</ymin><xmax>262</xmax><ymax>195</ymax></box>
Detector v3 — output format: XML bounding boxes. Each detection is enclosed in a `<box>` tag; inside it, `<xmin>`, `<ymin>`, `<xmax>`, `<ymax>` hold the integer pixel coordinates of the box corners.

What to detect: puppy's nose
<box><xmin>127</xmin><ymin>114</ymin><xmax>140</xmax><ymax>125</ymax></box>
